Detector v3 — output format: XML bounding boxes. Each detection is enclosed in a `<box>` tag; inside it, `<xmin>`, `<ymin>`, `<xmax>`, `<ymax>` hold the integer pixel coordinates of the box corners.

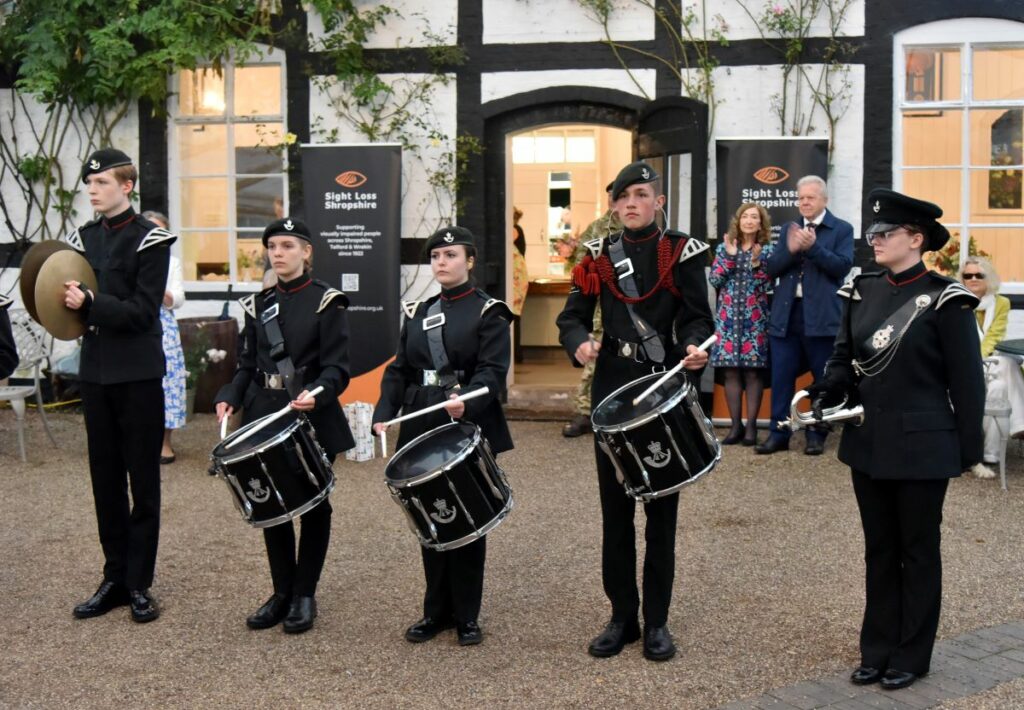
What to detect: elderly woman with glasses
<box><xmin>959</xmin><ymin>256</ymin><xmax>1024</xmax><ymax>478</ymax></box>
<box><xmin>806</xmin><ymin>188</ymin><xmax>985</xmax><ymax>691</ymax></box>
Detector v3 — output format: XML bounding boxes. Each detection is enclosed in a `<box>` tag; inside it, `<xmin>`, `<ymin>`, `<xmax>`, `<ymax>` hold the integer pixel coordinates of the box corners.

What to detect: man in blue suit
<box><xmin>756</xmin><ymin>175</ymin><xmax>854</xmax><ymax>456</ymax></box>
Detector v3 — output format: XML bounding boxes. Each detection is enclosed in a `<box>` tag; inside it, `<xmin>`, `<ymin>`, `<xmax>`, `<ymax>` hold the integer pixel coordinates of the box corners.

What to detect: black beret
<box><xmin>262</xmin><ymin>217</ymin><xmax>312</xmax><ymax>247</ymax></box>
<box><xmin>865</xmin><ymin>188</ymin><xmax>950</xmax><ymax>252</ymax></box>
<box><xmin>609</xmin><ymin>161</ymin><xmax>659</xmax><ymax>201</ymax></box>
<box><xmin>425</xmin><ymin>225</ymin><xmax>475</xmax><ymax>252</ymax></box>
<box><xmin>81</xmin><ymin>148</ymin><xmax>133</xmax><ymax>183</ymax></box>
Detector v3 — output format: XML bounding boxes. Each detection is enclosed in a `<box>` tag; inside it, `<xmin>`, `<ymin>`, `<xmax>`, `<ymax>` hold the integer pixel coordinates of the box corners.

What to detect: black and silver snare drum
<box><xmin>592</xmin><ymin>371</ymin><xmax>720</xmax><ymax>501</ymax></box>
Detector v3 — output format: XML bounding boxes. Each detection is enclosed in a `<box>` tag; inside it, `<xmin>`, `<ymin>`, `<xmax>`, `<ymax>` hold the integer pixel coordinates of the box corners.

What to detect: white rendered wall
<box><xmin>672</xmin><ymin>0</ymin><xmax>864</xmax><ymax>42</ymax></box>
<box><xmin>307</xmin><ymin>0</ymin><xmax>458</xmax><ymax>49</ymax></box>
<box><xmin>482</xmin><ymin>0</ymin><xmax>654</xmax><ymax>44</ymax></box>
<box><xmin>482</xmin><ymin>68</ymin><xmax>658</xmax><ymax>104</ymax></box>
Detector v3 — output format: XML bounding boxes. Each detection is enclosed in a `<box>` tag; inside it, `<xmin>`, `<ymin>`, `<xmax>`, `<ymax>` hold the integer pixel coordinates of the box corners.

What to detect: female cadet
<box><xmin>807</xmin><ymin>189</ymin><xmax>985</xmax><ymax>690</ymax></box>
<box><xmin>215</xmin><ymin>217</ymin><xmax>354</xmax><ymax>634</ymax></box>
<box><xmin>372</xmin><ymin>226</ymin><xmax>513</xmax><ymax>647</ymax></box>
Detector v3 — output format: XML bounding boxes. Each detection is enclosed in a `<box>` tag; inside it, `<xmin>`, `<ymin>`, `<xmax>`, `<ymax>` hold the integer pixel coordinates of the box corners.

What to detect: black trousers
<box><xmin>421</xmin><ymin>538</ymin><xmax>487</xmax><ymax>624</ymax></box>
<box><xmin>594</xmin><ymin>436</ymin><xmax>680</xmax><ymax>628</ymax></box>
<box><xmin>80</xmin><ymin>379</ymin><xmax>164</xmax><ymax>590</ymax></box>
<box><xmin>263</xmin><ymin>458</ymin><xmax>335</xmax><ymax>598</ymax></box>
<box><xmin>851</xmin><ymin>470</ymin><xmax>949</xmax><ymax>674</ymax></box>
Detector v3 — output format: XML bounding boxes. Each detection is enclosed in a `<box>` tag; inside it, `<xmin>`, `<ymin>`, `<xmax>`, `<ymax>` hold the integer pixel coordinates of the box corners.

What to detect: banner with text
<box><xmin>715</xmin><ymin>137</ymin><xmax>829</xmax><ymax>240</ymax></box>
<box><xmin>301</xmin><ymin>143</ymin><xmax>401</xmax><ymax>404</ymax></box>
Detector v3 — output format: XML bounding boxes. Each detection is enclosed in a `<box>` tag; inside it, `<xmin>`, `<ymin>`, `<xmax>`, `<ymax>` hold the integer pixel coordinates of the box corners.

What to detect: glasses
<box><xmin>962</xmin><ymin>273</ymin><xmax>986</xmax><ymax>280</ymax></box>
<box><xmin>865</xmin><ymin>227</ymin><xmax>915</xmax><ymax>246</ymax></box>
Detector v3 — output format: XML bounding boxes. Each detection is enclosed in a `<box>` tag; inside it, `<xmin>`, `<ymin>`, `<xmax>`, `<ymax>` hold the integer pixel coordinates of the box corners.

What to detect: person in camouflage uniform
<box><xmin>562</xmin><ymin>193</ymin><xmax>621</xmax><ymax>437</ymax></box>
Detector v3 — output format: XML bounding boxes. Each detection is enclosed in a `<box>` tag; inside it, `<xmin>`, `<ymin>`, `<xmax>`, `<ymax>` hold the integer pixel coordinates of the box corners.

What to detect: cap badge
<box><xmin>640</xmin><ymin>167</ymin><xmax>650</xmax><ymax>179</ymax></box>
<box><xmin>89</xmin><ymin>159</ymin><xmax>100</xmax><ymax>170</ymax></box>
<box><xmin>283</xmin><ymin>219</ymin><xmax>294</xmax><ymax>231</ymax></box>
<box><xmin>873</xmin><ymin>200</ymin><xmax>880</xmax><ymax>213</ymax></box>
<box><xmin>443</xmin><ymin>231</ymin><xmax>454</xmax><ymax>243</ymax></box>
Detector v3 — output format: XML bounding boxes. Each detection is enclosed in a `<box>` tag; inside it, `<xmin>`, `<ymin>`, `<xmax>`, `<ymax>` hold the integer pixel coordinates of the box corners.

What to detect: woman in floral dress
<box><xmin>709</xmin><ymin>202</ymin><xmax>772</xmax><ymax>445</ymax></box>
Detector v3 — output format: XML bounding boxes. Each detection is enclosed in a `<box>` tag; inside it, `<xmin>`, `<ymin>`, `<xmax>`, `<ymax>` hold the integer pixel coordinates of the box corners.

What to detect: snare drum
<box><xmin>210</xmin><ymin>412</ymin><xmax>335</xmax><ymax>528</ymax></box>
<box><xmin>385</xmin><ymin>422</ymin><xmax>513</xmax><ymax>551</ymax></box>
<box><xmin>592</xmin><ymin>372</ymin><xmax>720</xmax><ymax>501</ymax></box>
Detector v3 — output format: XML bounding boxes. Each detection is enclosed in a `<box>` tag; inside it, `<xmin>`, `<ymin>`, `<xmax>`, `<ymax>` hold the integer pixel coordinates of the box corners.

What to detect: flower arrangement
<box><xmin>183</xmin><ymin>330</ymin><xmax>227</xmax><ymax>389</ymax></box>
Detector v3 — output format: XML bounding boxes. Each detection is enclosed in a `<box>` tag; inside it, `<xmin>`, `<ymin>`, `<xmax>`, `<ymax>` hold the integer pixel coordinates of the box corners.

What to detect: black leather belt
<box><xmin>257</xmin><ymin>370</ymin><xmax>286</xmax><ymax>390</ymax></box>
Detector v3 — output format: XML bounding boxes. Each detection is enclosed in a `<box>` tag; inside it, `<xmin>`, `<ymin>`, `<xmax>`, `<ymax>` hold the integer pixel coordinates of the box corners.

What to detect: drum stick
<box><xmin>220</xmin><ymin>415</ymin><xmax>229</xmax><ymax>441</ymax></box>
<box><xmin>383</xmin><ymin>386</ymin><xmax>489</xmax><ymax>427</ymax></box>
<box><xmin>224</xmin><ymin>386</ymin><xmax>324</xmax><ymax>450</ymax></box>
<box><xmin>631</xmin><ymin>334</ymin><xmax>718</xmax><ymax>406</ymax></box>
<box><xmin>380</xmin><ymin>429</ymin><xmax>387</xmax><ymax>460</ymax></box>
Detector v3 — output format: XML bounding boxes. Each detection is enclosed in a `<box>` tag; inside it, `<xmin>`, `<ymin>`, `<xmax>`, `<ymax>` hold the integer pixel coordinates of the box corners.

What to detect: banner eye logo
<box><xmin>89</xmin><ymin>159</ymin><xmax>100</xmax><ymax>170</ymax></box>
<box><xmin>283</xmin><ymin>219</ymin><xmax>294</xmax><ymax>231</ymax></box>
<box><xmin>753</xmin><ymin>166</ymin><xmax>790</xmax><ymax>185</ymax></box>
<box><xmin>335</xmin><ymin>170</ymin><xmax>368</xmax><ymax>188</ymax></box>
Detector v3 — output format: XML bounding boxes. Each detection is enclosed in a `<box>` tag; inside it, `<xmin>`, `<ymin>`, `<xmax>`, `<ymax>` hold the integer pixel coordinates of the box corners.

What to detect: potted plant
<box><xmin>183</xmin><ymin>330</ymin><xmax>227</xmax><ymax>419</ymax></box>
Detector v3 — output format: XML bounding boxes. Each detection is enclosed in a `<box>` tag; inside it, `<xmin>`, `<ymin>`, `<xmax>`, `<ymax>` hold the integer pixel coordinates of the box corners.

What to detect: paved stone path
<box><xmin>718</xmin><ymin>622</ymin><xmax>1024</xmax><ymax>709</ymax></box>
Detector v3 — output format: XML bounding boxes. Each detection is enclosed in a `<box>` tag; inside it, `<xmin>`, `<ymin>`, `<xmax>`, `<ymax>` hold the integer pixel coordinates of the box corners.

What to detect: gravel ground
<box><xmin>1</xmin><ymin>411</ymin><xmax>1022</xmax><ymax>709</ymax></box>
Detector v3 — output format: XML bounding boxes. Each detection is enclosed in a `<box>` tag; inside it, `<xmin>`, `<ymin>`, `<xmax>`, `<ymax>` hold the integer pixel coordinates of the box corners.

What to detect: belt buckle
<box><xmin>650</xmin><ymin>364</ymin><xmax>667</xmax><ymax>374</ymax></box>
<box><xmin>266</xmin><ymin>373</ymin><xmax>283</xmax><ymax>389</ymax></box>
<box><xmin>618</xmin><ymin>340</ymin><xmax>644</xmax><ymax>362</ymax></box>
<box><xmin>422</xmin><ymin>313</ymin><xmax>446</xmax><ymax>330</ymax></box>
<box><xmin>422</xmin><ymin>370</ymin><xmax>440</xmax><ymax>387</ymax></box>
<box><xmin>613</xmin><ymin>257</ymin><xmax>634</xmax><ymax>280</ymax></box>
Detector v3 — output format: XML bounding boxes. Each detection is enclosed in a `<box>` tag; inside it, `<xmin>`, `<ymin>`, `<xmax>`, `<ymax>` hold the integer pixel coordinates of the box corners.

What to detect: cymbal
<box><xmin>34</xmin><ymin>250</ymin><xmax>98</xmax><ymax>341</ymax></box>
<box><xmin>20</xmin><ymin>240</ymin><xmax>74</xmax><ymax>323</ymax></box>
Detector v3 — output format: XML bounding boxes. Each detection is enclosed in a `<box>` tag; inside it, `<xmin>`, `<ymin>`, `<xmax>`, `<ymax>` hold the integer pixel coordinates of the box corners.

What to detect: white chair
<box><xmin>0</xmin><ymin>309</ymin><xmax>58</xmax><ymax>461</ymax></box>
<box><xmin>982</xmin><ymin>357</ymin><xmax>1012</xmax><ymax>491</ymax></box>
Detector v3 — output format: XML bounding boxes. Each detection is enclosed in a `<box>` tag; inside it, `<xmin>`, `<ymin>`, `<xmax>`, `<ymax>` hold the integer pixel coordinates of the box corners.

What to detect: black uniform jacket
<box><xmin>0</xmin><ymin>295</ymin><xmax>17</xmax><ymax>380</ymax></box>
<box><xmin>216</xmin><ymin>274</ymin><xmax>355</xmax><ymax>459</ymax></box>
<box><xmin>556</xmin><ymin>224</ymin><xmax>714</xmax><ymax>404</ymax></box>
<box><xmin>372</xmin><ymin>282</ymin><xmax>514</xmax><ymax>454</ymax></box>
<box><xmin>827</xmin><ymin>262</ymin><xmax>985</xmax><ymax>479</ymax></box>
<box><xmin>65</xmin><ymin>207</ymin><xmax>174</xmax><ymax>384</ymax></box>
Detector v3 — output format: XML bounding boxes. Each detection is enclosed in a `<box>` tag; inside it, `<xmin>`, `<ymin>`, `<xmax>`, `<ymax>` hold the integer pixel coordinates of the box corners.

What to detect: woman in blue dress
<box><xmin>709</xmin><ymin>202</ymin><xmax>773</xmax><ymax>445</ymax></box>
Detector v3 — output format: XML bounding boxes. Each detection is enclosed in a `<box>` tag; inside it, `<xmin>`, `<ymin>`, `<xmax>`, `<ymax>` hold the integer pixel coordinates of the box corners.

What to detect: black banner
<box><xmin>715</xmin><ymin>138</ymin><xmax>829</xmax><ymax>240</ymax></box>
<box><xmin>300</xmin><ymin>144</ymin><xmax>401</xmax><ymax>399</ymax></box>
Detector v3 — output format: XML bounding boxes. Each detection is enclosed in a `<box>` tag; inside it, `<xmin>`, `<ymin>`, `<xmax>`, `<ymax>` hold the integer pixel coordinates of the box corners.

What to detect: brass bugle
<box><xmin>777</xmin><ymin>389</ymin><xmax>864</xmax><ymax>432</ymax></box>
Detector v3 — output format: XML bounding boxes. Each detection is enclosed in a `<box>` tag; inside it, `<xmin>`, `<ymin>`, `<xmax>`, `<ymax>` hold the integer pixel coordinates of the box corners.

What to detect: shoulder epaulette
<box><xmin>138</xmin><ymin>227</ymin><xmax>176</xmax><ymax>252</ymax></box>
<box><xmin>583</xmin><ymin>237</ymin><xmax>604</xmax><ymax>259</ymax></box>
<box><xmin>838</xmin><ymin>270</ymin><xmax>883</xmax><ymax>300</ymax></box>
<box><xmin>317</xmin><ymin>288</ymin><xmax>349</xmax><ymax>313</ymax></box>
<box><xmin>677</xmin><ymin>237</ymin><xmax>710</xmax><ymax>263</ymax></box>
<box><xmin>401</xmin><ymin>300</ymin><xmax>423</xmax><ymax>319</ymax></box>
<box><xmin>481</xmin><ymin>297</ymin><xmax>514</xmax><ymax>321</ymax></box>
<box><xmin>936</xmin><ymin>281</ymin><xmax>979</xmax><ymax>310</ymax></box>
<box><xmin>239</xmin><ymin>294</ymin><xmax>257</xmax><ymax>319</ymax></box>
<box><xmin>63</xmin><ymin>228</ymin><xmax>85</xmax><ymax>252</ymax></box>
<box><xmin>0</xmin><ymin>294</ymin><xmax>11</xmax><ymax>310</ymax></box>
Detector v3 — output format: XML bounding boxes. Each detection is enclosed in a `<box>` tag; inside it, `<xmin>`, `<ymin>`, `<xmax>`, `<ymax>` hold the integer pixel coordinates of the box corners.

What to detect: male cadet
<box><xmin>63</xmin><ymin>149</ymin><xmax>175</xmax><ymax>623</ymax></box>
<box><xmin>556</xmin><ymin>161</ymin><xmax>714</xmax><ymax>661</ymax></box>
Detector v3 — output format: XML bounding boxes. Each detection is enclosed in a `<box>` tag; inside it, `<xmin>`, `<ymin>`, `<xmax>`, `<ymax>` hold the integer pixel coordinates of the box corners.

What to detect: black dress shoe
<box><xmin>73</xmin><ymin>580</ymin><xmax>130</xmax><ymax>619</ymax></box>
<box><xmin>642</xmin><ymin>625</ymin><xmax>676</xmax><ymax>661</ymax></box>
<box><xmin>405</xmin><ymin>616</ymin><xmax>455</xmax><ymax>643</ymax></box>
<box><xmin>850</xmin><ymin>666</ymin><xmax>883</xmax><ymax>685</ymax></box>
<box><xmin>129</xmin><ymin>589</ymin><xmax>159</xmax><ymax>623</ymax></box>
<box><xmin>880</xmin><ymin>669</ymin><xmax>919</xmax><ymax>690</ymax></box>
<box><xmin>587</xmin><ymin>619</ymin><xmax>641</xmax><ymax>658</ymax></box>
<box><xmin>804</xmin><ymin>440</ymin><xmax>825</xmax><ymax>456</ymax></box>
<box><xmin>754</xmin><ymin>437</ymin><xmax>790</xmax><ymax>455</ymax></box>
<box><xmin>282</xmin><ymin>596</ymin><xmax>317</xmax><ymax>634</ymax></box>
<box><xmin>160</xmin><ymin>454</ymin><xmax>176</xmax><ymax>464</ymax></box>
<box><xmin>721</xmin><ymin>426</ymin><xmax>743</xmax><ymax>445</ymax></box>
<box><xmin>562</xmin><ymin>414</ymin><xmax>592</xmax><ymax>438</ymax></box>
<box><xmin>246</xmin><ymin>593</ymin><xmax>291</xmax><ymax>630</ymax></box>
<box><xmin>742</xmin><ymin>434</ymin><xmax>757</xmax><ymax>447</ymax></box>
<box><xmin>457</xmin><ymin>621</ymin><xmax>483</xmax><ymax>646</ymax></box>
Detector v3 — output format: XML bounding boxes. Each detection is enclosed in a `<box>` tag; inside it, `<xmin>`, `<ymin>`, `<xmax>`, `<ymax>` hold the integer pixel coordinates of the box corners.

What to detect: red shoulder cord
<box><xmin>572</xmin><ymin>237</ymin><xmax>685</xmax><ymax>302</ymax></box>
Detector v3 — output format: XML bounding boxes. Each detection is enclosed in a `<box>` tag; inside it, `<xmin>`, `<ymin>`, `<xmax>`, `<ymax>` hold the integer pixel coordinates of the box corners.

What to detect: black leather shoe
<box><xmin>642</xmin><ymin>625</ymin><xmax>676</xmax><ymax>661</ymax></box>
<box><xmin>721</xmin><ymin>426</ymin><xmax>743</xmax><ymax>445</ymax></box>
<box><xmin>755</xmin><ymin>437</ymin><xmax>790</xmax><ymax>455</ymax></box>
<box><xmin>404</xmin><ymin>616</ymin><xmax>455</xmax><ymax>643</ymax></box>
<box><xmin>73</xmin><ymin>580</ymin><xmax>130</xmax><ymax>619</ymax></box>
<box><xmin>282</xmin><ymin>596</ymin><xmax>317</xmax><ymax>634</ymax></box>
<box><xmin>246</xmin><ymin>593</ymin><xmax>291</xmax><ymax>630</ymax></box>
<box><xmin>562</xmin><ymin>414</ymin><xmax>592</xmax><ymax>438</ymax></box>
<box><xmin>129</xmin><ymin>589</ymin><xmax>159</xmax><ymax>623</ymax></box>
<box><xmin>587</xmin><ymin>619</ymin><xmax>641</xmax><ymax>658</ymax></box>
<box><xmin>457</xmin><ymin>621</ymin><xmax>483</xmax><ymax>646</ymax></box>
<box><xmin>804</xmin><ymin>439</ymin><xmax>825</xmax><ymax>456</ymax></box>
<box><xmin>850</xmin><ymin>666</ymin><xmax>883</xmax><ymax>685</ymax></box>
<box><xmin>880</xmin><ymin>669</ymin><xmax>919</xmax><ymax>690</ymax></box>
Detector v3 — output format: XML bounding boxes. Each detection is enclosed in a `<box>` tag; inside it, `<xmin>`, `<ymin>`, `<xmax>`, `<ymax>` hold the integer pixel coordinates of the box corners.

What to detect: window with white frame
<box><xmin>170</xmin><ymin>48</ymin><xmax>287</xmax><ymax>285</ymax></box>
<box><xmin>895</xmin><ymin>19</ymin><xmax>1024</xmax><ymax>283</ymax></box>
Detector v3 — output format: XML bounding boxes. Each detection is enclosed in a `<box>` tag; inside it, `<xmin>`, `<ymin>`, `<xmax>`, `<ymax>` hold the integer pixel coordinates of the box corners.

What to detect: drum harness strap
<box><xmin>259</xmin><ymin>291</ymin><xmax>304</xmax><ymax>398</ymax></box>
<box><xmin>423</xmin><ymin>299</ymin><xmax>463</xmax><ymax>396</ymax></box>
<box><xmin>607</xmin><ymin>236</ymin><xmax>667</xmax><ymax>364</ymax></box>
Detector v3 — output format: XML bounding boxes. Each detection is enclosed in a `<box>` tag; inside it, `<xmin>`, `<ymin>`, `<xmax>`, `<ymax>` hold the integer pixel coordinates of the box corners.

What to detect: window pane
<box><xmin>178</xmin><ymin>69</ymin><xmax>226</xmax><ymax>116</ymax></box>
<box><xmin>970</xmin><ymin>108</ymin><xmax>1024</xmax><ymax>166</ymax></box>
<box><xmin>905</xmin><ymin>47</ymin><xmax>960</xmax><ymax>102</ymax></box>
<box><xmin>178</xmin><ymin>124</ymin><xmax>228</xmax><ymax>175</ymax></box>
<box><xmin>181</xmin><ymin>231</ymin><xmax>229</xmax><ymax>281</ymax></box>
<box><xmin>534</xmin><ymin>136</ymin><xmax>565</xmax><ymax>163</ymax></box>
<box><xmin>969</xmin><ymin>227</ymin><xmax>1024</xmax><ymax>282</ymax></box>
<box><xmin>234</xmin><ymin>123</ymin><xmax>284</xmax><ymax>174</ymax></box>
<box><xmin>180</xmin><ymin>178</ymin><xmax>229</xmax><ymax>228</ymax></box>
<box><xmin>902</xmin><ymin>169</ymin><xmax>962</xmax><ymax>223</ymax></box>
<box><xmin>511</xmin><ymin>136</ymin><xmax>534</xmax><ymax>164</ymax></box>
<box><xmin>902</xmin><ymin>110</ymin><xmax>962</xmax><ymax>166</ymax></box>
<box><xmin>234</xmin><ymin>65</ymin><xmax>282</xmax><ymax>116</ymax></box>
<box><xmin>236</xmin><ymin>176</ymin><xmax>284</xmax><ymax>228</ymax></box>
<box><xmin>973</xmin><ymin>47</ymin><xmax>1024</xmax><ymax>101</ymax></box>
<box><xmin>970</xmin><ymin>168</ymin><xmax>1023</xmax><ymax>214</ymax></box>
<box><xmin>566</xmin><ymin>136</ymin><xmax>595</xmax><ymax>162</ymax></box>
<box><xmin>236</xmin><ymin>237</ymin><xmax>266</xmax><ymax>283</ymax></box>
